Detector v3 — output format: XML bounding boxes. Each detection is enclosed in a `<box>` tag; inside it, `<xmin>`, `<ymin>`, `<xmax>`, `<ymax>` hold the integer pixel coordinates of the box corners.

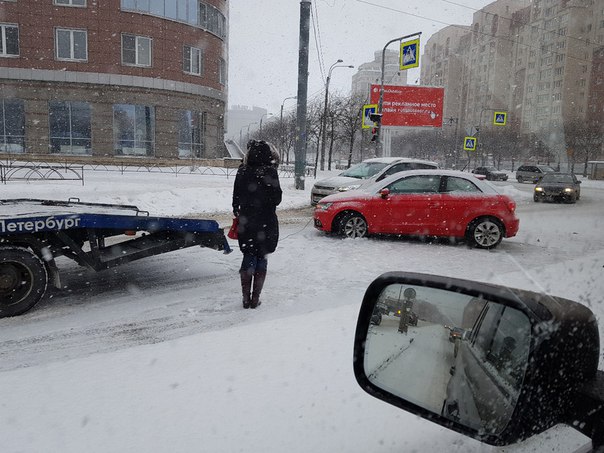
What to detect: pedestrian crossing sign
<box><xmin>463</xmin><ymin>137</ymin><xmax>477</xmax><ymax>151</ymax></box>
<box><xmin>362</xmin><ymin>104</ymin><xmax>378</xmax><ymax>129</ymax></box>
<box><xmin>400</xmin><ymin>38</ymin><xmax>420</xmax><ymax>70</ymax></box>
<box><xmin>493</xmin><ymin>111</ymin><xmax>507</xmax><ymax>126</ymax></box>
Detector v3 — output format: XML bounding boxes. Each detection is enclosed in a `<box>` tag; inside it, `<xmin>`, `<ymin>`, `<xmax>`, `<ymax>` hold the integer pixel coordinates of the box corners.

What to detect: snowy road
<box><xmin>2</xmin><ymin>182</ymin><xmax>602</xmax><ymax>372</ymax></box>
<box><xmin>1</xmin><ymin>174</ymin><xmax>603</xmax><ymax>452</ymax></box>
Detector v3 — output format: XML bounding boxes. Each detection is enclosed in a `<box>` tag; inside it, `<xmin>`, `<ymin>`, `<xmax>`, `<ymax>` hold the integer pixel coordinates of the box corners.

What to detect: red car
<box><xmin>313</xmin><ymin>170</ymin><xmax>519</xmax><ymax>249</ymax></box>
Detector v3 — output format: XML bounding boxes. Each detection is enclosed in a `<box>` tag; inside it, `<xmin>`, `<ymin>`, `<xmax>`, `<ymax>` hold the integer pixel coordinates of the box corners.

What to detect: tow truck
<box><xmin>0</xmin><ymin>198</ymin><xmax>231</xmax><ymax>318</ymax></box>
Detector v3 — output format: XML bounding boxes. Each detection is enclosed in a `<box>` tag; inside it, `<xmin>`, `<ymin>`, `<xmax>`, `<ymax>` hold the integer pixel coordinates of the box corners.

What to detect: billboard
<box><xmin>369</xmin><ymin>85</ymin><xmax>445</xmax><ymax>127</ymax></box>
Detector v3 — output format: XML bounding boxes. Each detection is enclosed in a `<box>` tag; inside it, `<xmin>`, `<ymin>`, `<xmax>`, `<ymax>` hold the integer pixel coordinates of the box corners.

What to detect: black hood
<box><xmin>246</xmin><ymin>140</ymin><xmax>272</xmax><ymax>167</ymax></box>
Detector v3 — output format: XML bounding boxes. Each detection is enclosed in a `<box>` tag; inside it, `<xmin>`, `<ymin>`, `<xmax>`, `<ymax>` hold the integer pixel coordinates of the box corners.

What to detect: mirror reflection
<box><xmin>364</xmin><ymin>284</ymin><xmax>531</xmax><ymax>436</ymax></box>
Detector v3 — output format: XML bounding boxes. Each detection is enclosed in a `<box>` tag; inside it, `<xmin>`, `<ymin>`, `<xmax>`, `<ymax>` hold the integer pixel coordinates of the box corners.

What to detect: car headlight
<box><xmin>564</xmin><ymin>188</ymin><xmax>574</xmax><ymax>193</ymax></box>
<box><xmin>535</xmin><ymin>187</ymin><xmax>543</xmax><ymax>192</ymax></box>
<box><xmin>337</xmin><ymin>184</ymin><xmax>360</xmax><ymax>192</ymax></box>
<box><xmin>316</xmin><ymin>202</ymin><xmax>333</xmax><ymax>211</ymax></box>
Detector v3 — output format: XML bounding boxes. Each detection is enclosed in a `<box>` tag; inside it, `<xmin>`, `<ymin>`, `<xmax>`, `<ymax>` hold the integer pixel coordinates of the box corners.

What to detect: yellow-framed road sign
<box><xmin>400</xmin><ymin>38</ymin><xmax>420</xmax><ymax>70</ymax></box>
<box><xmin>463</xmin><ymin>136</ymin><xmax>477</xmax><ymax>151</ymax></box>
<box><xmin>362</xmin><ymin>104</ymin><xmax>378</xmax><ymax>129</ymax></box>
<box><xmin>493</xmin><ymin>111</ymin><xmax>507</xmax><ymax>126</ymax></box>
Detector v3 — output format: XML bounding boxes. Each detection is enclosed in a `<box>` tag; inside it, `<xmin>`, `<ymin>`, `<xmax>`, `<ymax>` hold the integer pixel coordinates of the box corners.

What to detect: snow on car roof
<box><xmin>360</xmin><ymin>157</ymin><xmax>439</xmax><ymax>165</ymax></box>
<box><xmin>365</xmin><ymin>169</ymin><xmax>501</xmax><ymax>194</ymax></box>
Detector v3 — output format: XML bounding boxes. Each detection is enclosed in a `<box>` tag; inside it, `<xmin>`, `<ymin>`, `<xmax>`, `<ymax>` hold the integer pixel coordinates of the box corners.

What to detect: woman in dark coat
<box><xmin>232</xmin><ymin>140</ymin><xmax>282</xmax><ymax>309</ymax></box>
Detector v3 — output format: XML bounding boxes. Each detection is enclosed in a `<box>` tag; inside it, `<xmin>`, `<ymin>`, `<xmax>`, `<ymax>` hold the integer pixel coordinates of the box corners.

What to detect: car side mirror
<box><xmin>353</xmin><ymin>272</ymin><xmax>601</xmax><ymax>447</ymax></box>
<box><xmin>577</xmin><ymin>180</ymin><xmax>582</xmax><ymax>184</ymax></box>
<box><xmin>379</xmin><ymin>188</ymin><xmax>390</xmax><ymax>199</ymax></box>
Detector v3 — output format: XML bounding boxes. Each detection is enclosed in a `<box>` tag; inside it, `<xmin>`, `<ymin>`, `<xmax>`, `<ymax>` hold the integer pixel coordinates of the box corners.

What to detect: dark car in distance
<box><xmin>472</xmin><ymin>166</ymin><xmax>508</xmax><ymax>181</ymax></box>
<box><xmin>534</xmin><ymin>173</ymin><xmax>581</xmax><ymax>203</ymax></box>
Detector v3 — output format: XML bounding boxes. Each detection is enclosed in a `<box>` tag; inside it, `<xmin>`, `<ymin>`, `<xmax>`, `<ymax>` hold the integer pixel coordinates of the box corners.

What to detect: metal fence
<box><xmin>0</xmin><ymin>156</ymin><xmax>306</xmax><ymax>184</ymax></box>
<box><xmin>0</xmin><ymin>163</ymin><xmax>84</xmax><ymax>185</ymax></box>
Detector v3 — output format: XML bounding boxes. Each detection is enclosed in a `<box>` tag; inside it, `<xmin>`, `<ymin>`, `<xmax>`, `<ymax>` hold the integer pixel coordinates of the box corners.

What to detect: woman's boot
<box><xmin>250</xmin><ymin>271</ymin><xmax>267</xmax><ymax>309</ymax></box>
<box><xmin>240</xmin><ymin>271</ymin><xmax>253</xmax><ymax>309</ymax></box>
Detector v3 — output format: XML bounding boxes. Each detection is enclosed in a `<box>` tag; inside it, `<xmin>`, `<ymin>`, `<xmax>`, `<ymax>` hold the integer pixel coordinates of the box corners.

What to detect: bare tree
<box><xmin>333</xmin><ymin>93</ymin><xmax>365</xmax><ymax>169</ymax></box>
<box><xmin>305</xmin><ymin>97</ymin><xmax>323</xmax><ymax>175</ymax></box>
<box><xmin>564</xmin><ymin>118</ymin><xmax>603</xmax><ymax>176</ymax></box>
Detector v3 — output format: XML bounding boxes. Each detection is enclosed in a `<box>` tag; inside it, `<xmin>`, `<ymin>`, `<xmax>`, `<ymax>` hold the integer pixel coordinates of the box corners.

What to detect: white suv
<box><xmin>310</xmin><ymin>157</ymin><xmax>439</xmax><ymax>205</ymax></box>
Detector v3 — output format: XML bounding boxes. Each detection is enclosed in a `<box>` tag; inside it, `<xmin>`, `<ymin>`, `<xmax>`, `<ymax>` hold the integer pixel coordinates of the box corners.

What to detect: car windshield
<box><xmin>483</xmin><ymin>166</ymin><xmax>498</xmax><ymax>171</ymax></box>
<box><xmin>339</xmin><ymin>162</ymin><xmax>390</xmax><ymax>179</ymax></box>
<box><xmin>1</xmin><ymin>1</ymin><xmax>602</xmax><ymax>452</ymax></box>
<box><xmin>540</xmin><ymin>174</ymin><xmax>574</xmax><ymax>183</ymax></box>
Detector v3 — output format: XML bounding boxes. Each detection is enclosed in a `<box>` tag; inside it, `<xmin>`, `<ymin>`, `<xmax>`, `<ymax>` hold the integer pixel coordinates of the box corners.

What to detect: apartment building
<box><xmin>351</xmin><ymin>49</ymin><xmax>408</xmax><ymax>100</ymax></box>
<box><xmin>420</xmin><ymin>25</ymin><xmax>470</xmax><ymax>123</ymax></box>
<box><xmin>421</xmin><ymin>0</ymin><xmax>604</xmax><ymax>158</ymax></box>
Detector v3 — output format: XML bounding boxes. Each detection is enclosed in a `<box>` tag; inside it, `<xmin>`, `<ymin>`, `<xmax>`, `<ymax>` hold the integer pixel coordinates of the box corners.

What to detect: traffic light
<box><xmin>369</xmin><ymin>113</ymin><xmax>382</xmax><ymax>123</ymax></box>
<box><xmin>371</xmin><ymin>126</ymin><xmax>379</xmax><ymax>142</ymax></box>
<box><xmin>369</xmin><ymin>112</ymin><xmax>381</xmax><ymax>142</ymax></box>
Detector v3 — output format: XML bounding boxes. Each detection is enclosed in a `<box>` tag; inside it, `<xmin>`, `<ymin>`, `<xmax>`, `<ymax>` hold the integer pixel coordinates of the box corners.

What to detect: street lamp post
<box><xmin>259</xmin><ymin>113</ymin><xmax>273</xmax><ymax>136</ymax></box>
<box><xmin>376</xmin><ymin>32</ymin><xmax>422</xmax><ymax>157</ymax></box>
<box><xmin>319</xmin><ymin>60</ymin><xmax>354</xmax><ymax>174</ymax></box>
<box><xmin>476</xmin><ymin>107</ymin><xmax>502</xmax><ymax>166</ymax></box>
<box><xmin>246</xmin><ymin>121</ymin><xmax>258</xmax><ymax>143</ymax></box>
<box><xmin>280</xmin><ymin>95</ymin><xmax>297</xmax><ymax>165</ymax></box>
<box><xmin>447</xmin><ymin>117</ymin><xmax>459</xmax><ymax>168</ymax></box>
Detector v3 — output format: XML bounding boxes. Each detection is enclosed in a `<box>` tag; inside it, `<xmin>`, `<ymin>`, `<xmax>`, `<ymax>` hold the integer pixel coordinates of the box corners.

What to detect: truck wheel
<box><xmin>0</xmin><ymin>246</ymin><xmax>48</xmax><ymax>318</ymax></box>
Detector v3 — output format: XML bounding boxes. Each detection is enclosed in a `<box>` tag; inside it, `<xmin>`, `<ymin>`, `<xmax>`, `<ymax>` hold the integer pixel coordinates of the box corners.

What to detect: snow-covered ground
<box><xmin>1</xmin><ymin>168</ymin><xmax>603</xmax><ymax>452</ymax></box>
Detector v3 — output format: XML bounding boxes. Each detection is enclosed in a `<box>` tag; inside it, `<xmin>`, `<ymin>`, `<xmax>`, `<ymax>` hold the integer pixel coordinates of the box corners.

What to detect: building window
<box><xmin>121</xmin><ymin>34</ymin><xmax>152</xmax><ymax>67</ymax></box>
<box><xmin>113</xmin><ymin>104</ymin><xmax>155</xmax><ymax>157</ymax></box>
<box><xmin>120</xmin><ymin>1</ymin><xmax>226</xmax><ymax>39</ymax></box>
<box><xmin>0</xmin><ymin>99</ymin><xmax>25</xmax><ymax>153</ymax></box>
<box><xmin>199</xmin><ymin>2</ymin><xmax>227</xmax><ymax>38</ymax></box>
<box><xmin>54</xmin><ymin>0</ymin><xmax>87</xmax><ymax>6</ymax></box>
<box><xmin>178</xmin><ymin>110</ymin><xmax>206</xmax><ymax>158</ymax></box>
<box><xmin>55</xmin><ymin>29</ymin><xmax>87</xmax><ymax>61</ymax></box>
<box><xmin>183</xmin><ymin>45</ymin><xmax>203</xmax><ymax>75</ymax></box>
<box><xmin>219</xmin><ymin>57</ymin><xmax>226</xmax><ymax>84</ymax></box>
<box><xmin>0</xmin><ymin>24</ymin><xmax>19</xmax><ymax>57</ymax></box>
<box><xmin>49</xmin><ymin>101</ymin><xmax>92</xmax><ymax>155</ymax></box>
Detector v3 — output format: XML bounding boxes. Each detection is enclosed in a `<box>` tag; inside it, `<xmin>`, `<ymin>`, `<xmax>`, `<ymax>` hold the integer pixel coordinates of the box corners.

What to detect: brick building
<box><xmin>0</xmin><ymin>0</ymin><xmax>228</xmax><ymax>161</ymax></box>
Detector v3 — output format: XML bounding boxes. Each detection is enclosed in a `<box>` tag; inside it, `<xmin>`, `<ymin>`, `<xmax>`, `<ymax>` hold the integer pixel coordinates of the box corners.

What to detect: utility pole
<box><xmin>294</xmin><ymin>0</ymin><xmax>311</xmax><ymax>190</ymax></box>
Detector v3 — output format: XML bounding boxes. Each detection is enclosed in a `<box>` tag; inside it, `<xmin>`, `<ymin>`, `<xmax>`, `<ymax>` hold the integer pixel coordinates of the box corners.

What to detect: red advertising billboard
<box><xmin>369</xmin><ymin>85</ymin><xmax>445</xmax><ymax>127</ymax></box>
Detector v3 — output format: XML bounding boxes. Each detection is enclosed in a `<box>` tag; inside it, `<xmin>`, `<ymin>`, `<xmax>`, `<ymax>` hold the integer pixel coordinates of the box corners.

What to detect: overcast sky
<box><xmin>227</xmin><ymin>0</ymin><xmax>492</xmax><ymax>115</ymax></box>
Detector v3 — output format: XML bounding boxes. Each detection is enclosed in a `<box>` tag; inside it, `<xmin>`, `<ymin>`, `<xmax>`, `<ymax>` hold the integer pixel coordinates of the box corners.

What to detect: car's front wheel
<box><xmin>517</xmin><ymin>176</ymin><xmax>523</xmax><ymax>183</ymax></box>
<box><xmin>466</xmin><ymin>217</ymin><xmax>504</xmax><ymax>249</ymax></box>
<box><xmin>338</xmin><ymin>212</ymin><xmax>368</xmax><ymax>238</ymax></box>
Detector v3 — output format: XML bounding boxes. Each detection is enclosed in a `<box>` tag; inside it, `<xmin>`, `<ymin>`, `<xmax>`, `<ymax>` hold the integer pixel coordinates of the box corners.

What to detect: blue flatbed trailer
<box><xmin>0</xmin><ymin>198</ymin><xmax>231</xmax><ymax>317</ymax></box>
